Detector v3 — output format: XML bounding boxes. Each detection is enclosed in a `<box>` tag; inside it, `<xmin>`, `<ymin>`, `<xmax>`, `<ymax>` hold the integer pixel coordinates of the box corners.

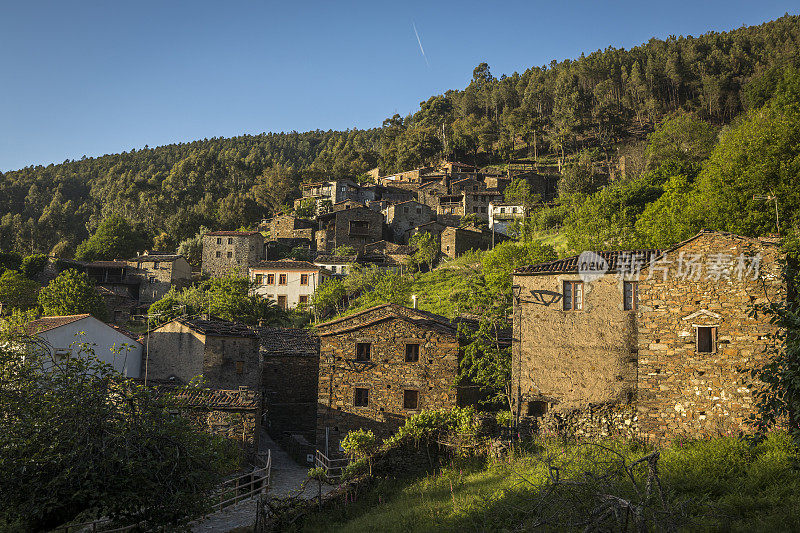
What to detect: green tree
<box><xmin>481</xmin><ymin>240</ymin><xmax>557</xmax><ymax>302</ymax></box>
<box><xmin>503</xmin><ymin>178</ymin><xmax>537</xmax><ymax>206</ymax></box>
<box><xmin>409</xmin><ymin>232</ymin><xmax>439</xmax><ymax>271</ymax></box>
<box><xmin>0</xmin><ymin>340</ymin><xmax>238</xmax><ymax>530</ymax></box>
<box><xmin>0</xmin><ymin>270</ymin><xmax>39</xmax><ymax>313</ymax></box>
<box><xmin>75</xmin><ymin>216</ymin><xmax>150</xmax><ymax>261</ymax></box>
<box><xmin>38</xmin><ymin>269</ymin><xmax>107</xmax><ymax>319</ymax></box>
<box><xmin>21</xmin><ymin>253</ymin><xmax>48</xmax><ymax>279</ymax></box>
<box><xmin>645</xmin><ymin>114</ymin><xmax>718</xmax><ymax>169</ymax></box>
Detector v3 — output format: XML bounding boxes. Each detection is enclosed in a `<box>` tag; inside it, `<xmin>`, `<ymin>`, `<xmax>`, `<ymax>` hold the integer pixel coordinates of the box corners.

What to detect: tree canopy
<box><xmin>38</xmin><ymin>269</ymin><xmax>107</xmax><ymax>319</ymax></box>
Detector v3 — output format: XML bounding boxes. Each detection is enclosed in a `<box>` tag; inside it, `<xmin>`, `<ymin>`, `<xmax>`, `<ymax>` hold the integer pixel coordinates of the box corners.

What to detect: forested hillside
<box><xmin>2</xmin><ymin>14</ymin><xmax>799</xmax><ymax>257</ymax></box>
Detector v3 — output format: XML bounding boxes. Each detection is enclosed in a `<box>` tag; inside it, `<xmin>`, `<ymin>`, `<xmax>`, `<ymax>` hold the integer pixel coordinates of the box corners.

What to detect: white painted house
<box><xmin>24</xmin><ymin>314</ymin><xmax>143</xmax><ymax>377</ymax></box>
<box><xmin>488</xmin><ymin>202</ymin><xmax>525</xmax><ymax>237</ymax></box>
<box><xmin>249</xmin><ymin>260</ymin><xmax>330</xmax><ymax>309</ymax></box>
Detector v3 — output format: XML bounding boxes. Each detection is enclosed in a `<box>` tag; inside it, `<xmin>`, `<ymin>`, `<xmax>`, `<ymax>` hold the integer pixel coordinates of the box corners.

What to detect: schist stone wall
<box><xmin>145</xmin><ymin>319</ymin><xmax>260</xmax><ymax>391</ymax></box>
<box><xmin>511</xmin><ymin>273</ymin><xmax>639</xmax><ymax>417</ymax></box>
<box><xmin>201</xmin><ymin>232</ymin><xmax>264</xmax><ymax>277</ymax></box>
<box><xmin>440</xmin><ymin>226</ymin><xmax>490</xmax><ymax>258</ymax></box>
<box><xmin>637</xmin><ymin>232</ymin><xmax>784</xmax><ymax>441</ymax></box>
<box><xmin>315</xmin><ymin>305</ymin><xmax>461</xmax><ymax>452</ymax></box>
<box><xmin>316</xmin><ymin>207</ymin><xmax>384</xmax><ymax>254</ymax></box>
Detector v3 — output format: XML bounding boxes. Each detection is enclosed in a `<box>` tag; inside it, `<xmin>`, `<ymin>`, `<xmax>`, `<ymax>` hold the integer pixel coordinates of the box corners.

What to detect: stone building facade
<box><xmin>511</xmin><ymin>250</ymin><xmax>660</xmax><ymax>422</ymax></box>
<box><xmin>202</xmin><ymin>231</ymin><xmax>265</xmax><ymax>278</ymax></box>
<box><xmin>512</xmin><ymin>231</ymin><xmax>786</xmax><ymax>442</ymax></box>
<box><xmin>315</xmin><ymin>206</ymin><xmax>384</xmax><ymax>254</ymax></box>
<box><xmin>145</xmin><ymin>317</ymin><xmax>260</xmax><ymax>390</ymax></box>
<box><xmin>440</xmin><ymin>226</ymin><xmax>498</xmax><ymax>258</ymax></box>
<box><xmin>383</xmin><ymin>201</ymin><xmax>436</xmax><ymax>243</ymax></box>
<box><xmin>636</xmin><ymin>231</ymin><xmax>784</xmax><ymax>441</ymax></box>
<box><xmin>315</xmin><ymin>304</ymin><xmax>462</xmax><ymax>453</ymax></box>
<box><xmin>258</xmin><ymin>327</ymin><xmax>320</xmax><ymax>443</ymax></box>
<box><xmin>127</xmin><ymin>253</ymin><xmax>192</xmax><ymax>304</ymax></box>
<box><xmin>268</xmin><ymin>214</ymin><xmax>316</xmax><ymax>241</ymax></box>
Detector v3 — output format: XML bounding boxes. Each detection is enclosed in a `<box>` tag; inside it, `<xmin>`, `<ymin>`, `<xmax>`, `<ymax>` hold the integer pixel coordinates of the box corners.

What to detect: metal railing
<box><xmin>314</xmin><ymin>449</ymin><xmax>349</xmax><ymax>479</ymax></box>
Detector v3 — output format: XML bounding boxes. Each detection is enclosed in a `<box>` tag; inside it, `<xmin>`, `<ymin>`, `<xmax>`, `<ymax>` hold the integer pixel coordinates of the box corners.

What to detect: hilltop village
<box><xmin>19</xmin><ymin>158</ymin><xmax>787</xmax><ymax>465</ymax></box>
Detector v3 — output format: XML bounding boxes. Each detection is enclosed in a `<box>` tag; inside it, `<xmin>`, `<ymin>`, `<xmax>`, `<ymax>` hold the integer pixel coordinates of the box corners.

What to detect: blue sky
<box><xmin>0</xmin><ymin>0</ymin><xmax>796</xmax><ymax>171</ymax></box>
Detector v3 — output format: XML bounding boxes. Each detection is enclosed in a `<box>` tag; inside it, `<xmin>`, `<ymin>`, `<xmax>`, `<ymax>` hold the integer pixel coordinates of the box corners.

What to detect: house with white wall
<box><xmin>24</xmin><ymin>314</ymin><xmax>142</xmax><ymax>377</ymax></box>
<box><xmin>249</xmin><ymin>260</ymin><xmax>330</xmax><ymax>309</ymax></box>
<box><xmin>488</xmin><ymin>202</ymin><xmax>525</xmax><ymax>236</ymax></box>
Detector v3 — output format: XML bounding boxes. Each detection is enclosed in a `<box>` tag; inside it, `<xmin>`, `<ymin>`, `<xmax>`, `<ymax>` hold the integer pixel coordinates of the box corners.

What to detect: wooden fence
<box><xmin>314</xmin><ymin>449</ymin><xmax>349</xmax><ymax>479</ymax></box>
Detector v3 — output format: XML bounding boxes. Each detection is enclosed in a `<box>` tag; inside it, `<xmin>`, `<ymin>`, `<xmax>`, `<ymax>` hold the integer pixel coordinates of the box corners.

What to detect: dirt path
<box><xmin>191</xmin><ymin>429</ymin><xmax>339</xmax><ymax>533</ymax></box>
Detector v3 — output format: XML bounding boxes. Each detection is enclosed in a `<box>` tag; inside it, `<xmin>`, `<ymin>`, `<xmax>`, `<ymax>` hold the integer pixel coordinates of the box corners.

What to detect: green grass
<box><xmin>530</xmin><ymin>230</ymin><xmax>571</xmax><ymax>255</ymax></box>
<box><xmin>302</xmin><ymin>433</ymin><xmax>800</xmax><ymax>533</ymax></box>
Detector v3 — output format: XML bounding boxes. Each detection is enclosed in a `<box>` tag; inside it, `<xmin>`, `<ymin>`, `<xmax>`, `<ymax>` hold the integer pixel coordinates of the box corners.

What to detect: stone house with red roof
<box><xmin>314</xmin><ymin>304</ymin><xmax>463</xmax><ymax>453</ymax></box>
<box><xmin>511</xmin><ymin>230</ymin><xmax>785</xmax><ymax>441</ymax></box>
<box><xmin>24</xmin><ymin>314</ymin><xmax>142</xmax><ymax>377</ymax></box>
<box><xmin>201</xmin><ymin>231</ymin><xmax>265</xmax><ymax>278</ymax></box>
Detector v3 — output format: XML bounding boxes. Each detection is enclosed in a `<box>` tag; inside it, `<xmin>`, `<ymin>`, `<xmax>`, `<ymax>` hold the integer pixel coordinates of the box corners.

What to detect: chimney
<box><xmin>412</xmin><ymin>295</ymin><xmax>418</xmax><ymax>309</ymax></box>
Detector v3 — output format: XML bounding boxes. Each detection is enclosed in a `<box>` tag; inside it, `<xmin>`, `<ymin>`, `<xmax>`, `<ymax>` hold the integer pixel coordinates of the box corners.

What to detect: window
<box><xmin>227</xmin><ymin>238</ymin><xmax>233</xmax><ymax>245</ymax></box>
<box><xmin>500</xmin><ymin>207</ymin><xmax>505</xmax><ymax>213</ymax></box>
<box><xmin>255</xmin><ymin>274</ymin><xmax>264</xmax><ymax>285</ymax></box>
<box><xmin>563</xmin><ymin>281</ymin><xmax>583</xmax><ymax>311</ymax></box>
<box><xmin>331</xmin><ymin>265</ymin><xmax>337</xmax><ymax>273</ymax></box>
<box><xmin>215</xmin><ymin>251</ymin><xmax>221</xmax><ymax>258</ymax></box>
<box><xmin>416</xmin><ymin>208</ymin><xmax>421</xmax><ymax>214</ymax></box>
<box><xmin>349</xmin><ymin>220</ymin><xmax>370</xmax><ymax>235</ymax></box>
<box><xmin>404</xmin><ymin>206</ymin><xmax>409</xmax><ymax>213</ymax></box>
<box><xmin>473</xmin><ymin>206</ymin><xmax>479</xmax><ymax>213</ymax></box>
<box><xmin>216</xmin><ymin>237</ymin><xmax>222</xmax><ymax>245</ymax></box>
<box><xmin>403</xmin><ymin>389</ymin><xmax>419</xmax><ymax>409</ymax></box>
<box><xmin>355</xmin><ymin>342</ymin><xmax>371</xmax><ymax>361</ymax></box>
<box><xmin>623</xmin><ymin>281</ymin><xmax>638</xmax><ymax>310</ymax></box>
<box><xmin>54</xmin><ymin>350</ymin><xmax>70</xmax><ymax>361</ymax></box>
<box><xmin>354</xmin><ymin>387</ymin><xmax>369</xmax><ymax>407</ymax></box>
<box><xmin>405</xmin><ymin>343</ymin><xmax>420</xmax><ymax>362</ymax></box>
<box><xmin>298</xmin><ymin>295</ymin><xmax>308</xmax><ymax>305</ymax></box>
<box><xmin>341</xmin><ymin>266</ymin><xmax>347</xmax><ymax>275</ymax></box>
<box><xmin>235</xmin><ymin>361</ymin><xmax>244</xmax><ymax>374</ymax></box>
<box><xmin>696</xmin><ymin>326</ymin><xmax>717</xmax><ymax>353</ymax></box>
<box><xmin>277</xmin><ymin>295</ymin><xmax>287</xmax><ymax>309</ymax></box>
<box><xmin>279</xmin><ymin>274</ymin><xmax>287</xmax><ymax>285</ymax></box>
<box><xmin>300</xmin><ymin>274</ymin><xmax>309</xmax><ymax>285</ymax></box>
<box><xmin>267</xmin><ymin>273</ymin><xmax>275</xmax><ymax>284</ymax></box>
<box><xmin>226</xmin><ymin>251</ymin><xmax>233</xmax><ymax>258</ymax></box>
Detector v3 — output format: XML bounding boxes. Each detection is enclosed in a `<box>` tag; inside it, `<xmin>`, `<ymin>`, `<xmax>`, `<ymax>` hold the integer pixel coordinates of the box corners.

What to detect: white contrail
<box><xmin>412</xmin><ymin>22</ymin><xmax>430</xmax><ymax>67</ymax></box>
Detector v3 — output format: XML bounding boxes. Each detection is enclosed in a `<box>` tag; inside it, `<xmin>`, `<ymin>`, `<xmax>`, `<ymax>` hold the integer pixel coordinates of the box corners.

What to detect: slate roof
<box><xmin>515</xmin><ymin>249</ymin><xmax>663</xmax><ymax>275</ymax></box>
<box><xmin>314</xmin><ymin>255</ymin><xmax>358</xmax><ymax>264</ymax></box>
<box><xmin>205</xmin><ymin>231</ymin><xmax>261</xmax><ymax>236</ymax></box>
<box><xmin>127</xmin><ymin>254</ymin><xmax>183</xmax><ymax>262</ymax></box>
<box><xmin>256</xmin><ymin>327</ymin><xmax>319</xmax><ymax>357</ymax></box>
<box><xmin>175</xmin><ymin>317</ymin><xmax>257</xmax><ymax>338</ymax></box>
<box><xmin>24</xmin><ymin>314</ymin><xmax>90</xmax><ymax>334</ymax></box>
<box><xmin>316</xmin><ymin>303</ymin><xmax>456</xmax><ymax>336</ymax></box>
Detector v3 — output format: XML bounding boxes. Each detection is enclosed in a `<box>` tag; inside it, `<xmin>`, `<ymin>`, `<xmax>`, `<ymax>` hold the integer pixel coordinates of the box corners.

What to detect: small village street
<box><xmin>191</xmin><ymin>429</ymin><xmax>339</xmax><ymax>533</ymax></box>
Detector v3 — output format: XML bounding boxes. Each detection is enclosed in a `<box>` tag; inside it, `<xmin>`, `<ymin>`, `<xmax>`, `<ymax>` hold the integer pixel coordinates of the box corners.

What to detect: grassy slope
<box><xmin>304</xmin><ymin>433</ymin><xmax>800</xmax><ymax>533</ymax></box>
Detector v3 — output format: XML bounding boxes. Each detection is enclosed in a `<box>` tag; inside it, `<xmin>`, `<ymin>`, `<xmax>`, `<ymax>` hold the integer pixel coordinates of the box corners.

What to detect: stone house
<box><xmin>24</xmin><ymin>314</ymin><xmax>142</xmax><ymax>377</ymax></box>
<box><xmin>383</xmin><ymin>201</ymin><xmax>436</xmax><ymax>243</ymax></box>
<box><xmin>298</xmin><ymin>179</ymin><xmax>377</xmax><ymax>214</ymax></box>
<box><xmin>511</xmin><ymin>249</ymin><xmax>661</xmax><ymax>422</ymax></box>
<box><xmin>202</xmin><ymin>231</ymin><xmax>265</xmax><ymax>278</ymax></box>
<box><xmin>440</xmin><ymin>226</ymin><xmax>494</xmax><ymax>259</ymax></box>
<box><xmin>127</xmin><ymin>253</ymin><xmax>192</xmax><ymax>304</ymax></box>
<box><xmin>145</xmin><ymin>317</ymin><xmax>260</xmax><ymax>390</ymax></box>
<box><xmin>249</xmin><ymin>260</ymin><xmax>329</xmax><ymax>309</ymax></box>
<box><xmin>511</xmin><ymin>230</ymin><xmax>785</xmax><ymax>441</ymax></box>
<box><xmin>258</xmin><ymin>327</ymin><xmax>320</xmax><ymax>444</ymax></box>
<box><xmin>315</xmin><ymin>304</ymin><xmax>463</xmax><ymax>453</ymax></box>
<box><xmin>361</xmin><ymin>241</ymin><xmax>415</xmax><ymax>272</ymax></box>
<box><xmin>408</xmin><ymin>221</ymin><xmax>448</xmax><ymax>243</ymax></box>
<box><xmin>54</xmin><ymin>260</ymin><xmax>141</xmax><ymax>323</ymax></box>
<box><xmin>315</xmin><ymin>206</ymin><xmax>384</xmax><ymax>254</ymax></box>
<box><xmin>636</xmin><ymin>230</ymin><xmax>784</xmax><ymax>441</ymax></box>
<box><xmin>314</xmin><ymin>254</ymin><xmax>358</xmax><ymax>277</ymax></box>
<box><xmin>268</xmin><ymin>214</ymin><xmax>316</xmax><ymax>242</ymax></box>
